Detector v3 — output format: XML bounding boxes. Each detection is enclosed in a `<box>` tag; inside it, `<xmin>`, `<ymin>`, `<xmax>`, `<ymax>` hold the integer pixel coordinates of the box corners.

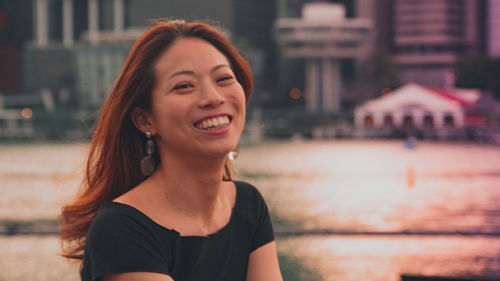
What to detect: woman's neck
<box><xmin>151</xmin><ymin>152</ymin><xmax>228</xmax><ymax>224</ymax></box>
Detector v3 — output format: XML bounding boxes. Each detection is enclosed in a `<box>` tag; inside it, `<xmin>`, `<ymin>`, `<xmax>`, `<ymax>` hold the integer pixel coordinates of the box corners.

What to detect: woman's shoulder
<box><xmin>233</xmin><ymin>180</ymin><xmax>267</xmax><ymax>202</ymax></box>
<box><xmin>231</xmin><ymin>180</ymin><xmax>275</xmax><ymax>251</ymax></box>
<box><xmin>91</xmin><ymin>201</ymin><xmax>141</xmax><ymax>225</ymax></box>
<box><xmin>232</xmin><ymin>181</ymin><xmax>269</xmax><ymax>217</ymax></box>
<box><xmin>88</xmin><ymin>202</ymin><xmax>169</xmax><ymax>242</ymax></box>
<box><xmin>87</xmin><ymin>203</ymin><xmax>133</xmax><ymax>236</ymax></box>
<box><xmin>82</xmin><ymin>202</ymin><xmax>173</xmax><ymax>281</ymax></box>
<box><xmin>233</xmin><ymin>180</ymin><xmax>263</xmax><ymax>199</ymax></box>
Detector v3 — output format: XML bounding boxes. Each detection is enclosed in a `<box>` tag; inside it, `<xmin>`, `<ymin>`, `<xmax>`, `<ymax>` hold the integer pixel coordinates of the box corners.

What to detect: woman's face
<box><xmin>147</xmin><ymin>37</ymin><xmax>246</xmax><ymax>160</ymax></box>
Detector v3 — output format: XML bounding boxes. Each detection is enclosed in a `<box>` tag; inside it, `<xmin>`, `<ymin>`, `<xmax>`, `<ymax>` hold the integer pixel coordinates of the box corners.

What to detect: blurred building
<box><xmin>392</xmin><ymin>0</ymin><xmax>486</xmax><ymax>88</ymax></box>
<box><xmin>0</xmin><ymin>0</ymin><xmax>33</xmax><ymax>93</ymax></box>
<box><xmin>354</xmin><ymin>82</ymin><xmax>500</xmax><ymax>140</ymax></box>
<box><xmin>355</xmin><ymin>0</ymin><xmax>393</xmax><ymax>53</ymax></box>
<box><xmin>274</xmin><ymin>3</ymin><xmax>373</xmax><ymax>112</ymax></box>
<box><xmin>13</xmin><ymin>0</ymin><xmax>276</xmax><ymax>109</ymax></box>
<box><xmin>275</xmin><ymin>0</ymin><xmax>396</xmax><ymax>114</ymax></box>
<box><xmin>488</xmin><ymin>0</ymin><xmax>500</xmax><ymax>57</ymax></box>
<box><xmin>355</xmin><ymin>83</ymin><xmax>476</xmax><ymax>129</ymax></box>
<box><xmin>0</xmin><ymin>0</ymin><xmax>279</xmax><ymax>139</ymax></box>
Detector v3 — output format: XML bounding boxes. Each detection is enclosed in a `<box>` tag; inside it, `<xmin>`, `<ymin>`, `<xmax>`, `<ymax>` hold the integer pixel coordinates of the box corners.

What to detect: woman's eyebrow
<box><xmin>167</xmin><ymin>64</ymin><xmax>231</xmax><ymax>81</ymax></box>
<box><xmin>211</xmin><ymin>64</ymin><xmax>231</xmax><ymax>73</ymax></box>
<box><xmin>168</xmin><ymin>70</ymin><xmax>195</xmax><ymax>80</ymax></box>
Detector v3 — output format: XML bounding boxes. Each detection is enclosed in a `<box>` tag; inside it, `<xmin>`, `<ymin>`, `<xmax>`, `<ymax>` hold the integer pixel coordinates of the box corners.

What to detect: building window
<box><xmin>444</xmin><ymin>115</ymin><xmax>455</xmax><ymax>128</ymax></box>
<box><xmin>383</xmin><ymin>115</ymin><xmax>394</xmax><ymax>127</ymax></box>
<box><xmin>423</xmin><ymin>115</ymin><xmax>434</xmax><ymax>128</ymax></box>
<box><xmin>364</xmin><ymin>115</ymin><xmax>374</xmax><ymax>127</ymax></box>
<box><xmin>403</xmin><ymin>115</ymin><xmax>414</xmax><ymax>127</ymax></box>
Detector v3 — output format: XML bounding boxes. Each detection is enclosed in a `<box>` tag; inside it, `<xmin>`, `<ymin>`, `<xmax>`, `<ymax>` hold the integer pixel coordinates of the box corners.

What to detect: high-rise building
<box><xmin>0</xmin><ymin>0</ymin><xmax>33</xmax><ymax>93</ymax></box>
<box><xmin>275</xmin><ymin>0</ymin><xmax>374</xmax><ymax>112</ymax></box>
<box><xmin>488</xmin><ymin>0</ymin><xmax>500</xmax><ymax>57</ymax></box>
<box><xmin>354</xmin><ymin>0</ymin><xmax>393</xmax><ymax>53</ymax></box>
<box><xmin>275</xmin><ymin>3</ymin><xmax>373</xmax><ymax>112</ymax></box>
<box><xmin>392</xmin><ymin>0</ymin><xmax>484</xmax><ymax>88</ymax></box>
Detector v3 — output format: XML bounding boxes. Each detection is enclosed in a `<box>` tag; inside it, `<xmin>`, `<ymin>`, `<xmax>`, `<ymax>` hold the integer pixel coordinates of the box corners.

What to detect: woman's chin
<box><xmin>209</xmin><ymin>148</ymin><xmax>236</xmax><ymax>159</ymax></box>
<box><xmin>199</xmin><ymin>144</ymin><xmax>238</xmax><ymax>159</ymax></box>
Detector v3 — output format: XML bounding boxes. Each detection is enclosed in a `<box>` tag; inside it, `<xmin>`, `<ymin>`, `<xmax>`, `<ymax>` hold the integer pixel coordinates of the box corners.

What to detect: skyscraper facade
<box><xmin>391</xmin><ymin>0</ymin><xmax>484</xmax><ymax>87</ymax></box>
<box><xmin>0</xmin><ymin>0</ymin><xmax>33</xmax><ymax>93</ymax></box>
<box><xmin>488</xmin><ymin>0</ymin><xmax>500</xmax><ymax>57</ymax></box>
<box><xmin>355</xmin><ymin>0</ymin><xmax>393</xmax><ymax>53</ymax></box>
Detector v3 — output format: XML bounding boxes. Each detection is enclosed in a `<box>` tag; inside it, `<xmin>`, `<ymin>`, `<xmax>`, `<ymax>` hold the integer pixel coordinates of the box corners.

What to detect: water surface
<box><xmin>1</xmin><ymin>140</ymin><xmax>500</xmax><ymax>280</ymax></box>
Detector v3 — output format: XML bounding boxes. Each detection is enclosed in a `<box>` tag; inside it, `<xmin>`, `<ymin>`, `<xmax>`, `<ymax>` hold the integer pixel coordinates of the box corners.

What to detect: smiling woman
<box><xmin>140</xmin><ymin>37</ymin><xmax>247</xmax><ymax>160</ymax></box>
<box><xmin>59</xmin><ymin>20</ymin><xmax>283</xmax><ymax>281</ymax></box>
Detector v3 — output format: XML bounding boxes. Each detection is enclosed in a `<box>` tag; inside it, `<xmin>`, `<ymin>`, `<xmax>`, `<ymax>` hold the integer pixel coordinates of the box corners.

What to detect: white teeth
<box><xmin>196</xmin><ymin>116</ymin><xmax>230</xmax><ymax>130</ymax></box>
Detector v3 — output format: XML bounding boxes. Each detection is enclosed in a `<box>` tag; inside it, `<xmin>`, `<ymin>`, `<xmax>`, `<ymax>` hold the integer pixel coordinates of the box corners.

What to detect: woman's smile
<box><xmin>194</xmin><ymin>114</ymin><xmax>231</xmax><ymax>131</ymax></box>
<box><xmin>193</xmin><ymin>114</ymin><xmax>233</xmax><ymax>136</ymax></box>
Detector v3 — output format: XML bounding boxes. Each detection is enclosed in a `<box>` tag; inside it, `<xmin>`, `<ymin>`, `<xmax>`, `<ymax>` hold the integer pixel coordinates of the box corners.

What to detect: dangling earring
<box><xmin>228</xmin><ymin>148</ymin><xmax>239</xmax><ymax>161</ymax></box>
<box><xmin>140</xmin><ymin>131</ymin><xmax>156</xmax><ymax>176</ymax></box>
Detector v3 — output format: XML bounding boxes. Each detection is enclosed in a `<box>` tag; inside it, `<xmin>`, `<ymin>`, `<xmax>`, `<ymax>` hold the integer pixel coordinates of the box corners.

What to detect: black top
<box><xmin>80</xmin><ymin>181</ymin><xmax>275</xmax><ymax>281</ymax></box>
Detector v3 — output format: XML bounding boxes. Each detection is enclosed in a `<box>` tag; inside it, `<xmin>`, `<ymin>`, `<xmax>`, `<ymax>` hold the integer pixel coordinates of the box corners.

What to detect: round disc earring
<box><xmin>140</xmin><ymin>131</ymin><xmax>156</xmax><ymax>176</ymax></box>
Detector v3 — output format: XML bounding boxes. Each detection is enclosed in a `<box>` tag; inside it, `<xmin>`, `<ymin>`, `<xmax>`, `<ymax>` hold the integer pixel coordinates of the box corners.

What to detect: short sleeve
<box><xmin>246</xmin><ymin>184</ymin><xmax>275</xmax><ymax>252</ymax></box>
<box><xmin>82</xmin><ymin>204</ymin><xmax>171</xmax><ymax>281</ymax></box>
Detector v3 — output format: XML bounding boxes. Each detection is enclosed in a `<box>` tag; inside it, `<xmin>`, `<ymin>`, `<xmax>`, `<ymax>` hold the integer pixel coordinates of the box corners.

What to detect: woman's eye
<box><xmin>217</xmin><ymin>76</ymin><xmax>233</xmax><ymax>83</ymax></box>
<box><xmin>173</xmin><ymin>83</ymin><xmax>193</xmax><ymax>90</ymax></box>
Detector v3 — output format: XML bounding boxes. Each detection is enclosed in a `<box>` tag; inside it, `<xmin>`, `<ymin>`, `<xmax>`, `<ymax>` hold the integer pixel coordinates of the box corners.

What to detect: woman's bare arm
<box><xmin>246</xmin><ymin>241</ymin><xmax>283</xmax><ymax>281</ymax></box>
<box><xmin>103</xmin><ymin>272</ymin><xmax>174</xmax><ymax>281</ymax></box>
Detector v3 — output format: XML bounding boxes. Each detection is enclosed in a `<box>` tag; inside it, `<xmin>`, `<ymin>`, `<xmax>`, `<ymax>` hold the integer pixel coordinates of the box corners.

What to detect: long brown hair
<box><xmin>60</xmin><ymin>20</ymin><xmax>253</xmax><ymax>261</ymax></box>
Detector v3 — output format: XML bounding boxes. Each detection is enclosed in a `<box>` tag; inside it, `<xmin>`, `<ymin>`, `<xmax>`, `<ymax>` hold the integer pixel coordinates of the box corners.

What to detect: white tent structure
<box><xmin>354</xmin><ymin>83</ymin><xmax>481</xmax><ymax>133</ymax></box>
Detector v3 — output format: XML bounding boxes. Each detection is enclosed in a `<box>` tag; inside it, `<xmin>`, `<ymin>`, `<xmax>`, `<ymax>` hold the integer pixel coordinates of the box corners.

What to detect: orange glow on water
<box><xmin>407</xmin><ymin>165</ymin><xmax>415</xmax><ymax>188</ymax></box>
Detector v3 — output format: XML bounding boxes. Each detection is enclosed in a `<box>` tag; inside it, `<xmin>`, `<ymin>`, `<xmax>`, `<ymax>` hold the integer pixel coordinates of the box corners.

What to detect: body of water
<box><xmin>237</xmin><ymin>141</ymin><xmax>500</xmax><ymax>234</ymax></box>
<box><xmin>1</xmin><ymin>140</ymin><xmax>500</xmax><ymax>280</ymax></box>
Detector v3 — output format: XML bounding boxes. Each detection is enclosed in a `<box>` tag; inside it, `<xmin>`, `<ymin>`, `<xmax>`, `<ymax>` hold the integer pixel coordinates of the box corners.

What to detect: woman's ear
<box><xmin>131</xmin><ymin>107</ymin><xmax>156</xmax><ymax>134</ymax></box>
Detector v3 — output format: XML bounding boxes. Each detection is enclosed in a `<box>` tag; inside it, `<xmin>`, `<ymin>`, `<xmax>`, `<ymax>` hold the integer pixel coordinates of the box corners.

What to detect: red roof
<box><xmin>427</xmin><ymin>87</ymin><xmax>473</xmax><ymax>106</ymax></box>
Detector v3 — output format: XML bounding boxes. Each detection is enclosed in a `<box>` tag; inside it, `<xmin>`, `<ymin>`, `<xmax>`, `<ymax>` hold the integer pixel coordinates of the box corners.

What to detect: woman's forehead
<box><xmin>154</xmin><ymin>37</ymin><xmax>231</xmax><ymax>77</ymax></box>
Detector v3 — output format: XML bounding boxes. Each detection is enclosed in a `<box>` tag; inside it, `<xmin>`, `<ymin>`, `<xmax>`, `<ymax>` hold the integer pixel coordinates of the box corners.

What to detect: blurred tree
<box><xmin>454</xmin><ymin>55</ymin><xmax>500</xmax><ymax>99</ymax></box>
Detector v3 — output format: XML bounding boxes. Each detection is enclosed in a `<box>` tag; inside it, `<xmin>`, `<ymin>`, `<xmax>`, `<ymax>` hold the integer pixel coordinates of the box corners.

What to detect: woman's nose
<box><xmin>199</xmin><ymin>82</ymin><xmax>225</xmax><ymax>108</ymax></box>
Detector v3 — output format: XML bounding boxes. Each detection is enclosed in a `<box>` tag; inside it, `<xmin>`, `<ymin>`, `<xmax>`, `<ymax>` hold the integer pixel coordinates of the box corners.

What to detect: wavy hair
<box><xmin>60</xmin><ymin>20</ymin><xmax>253</xmax><ymax>261</ymax></box>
